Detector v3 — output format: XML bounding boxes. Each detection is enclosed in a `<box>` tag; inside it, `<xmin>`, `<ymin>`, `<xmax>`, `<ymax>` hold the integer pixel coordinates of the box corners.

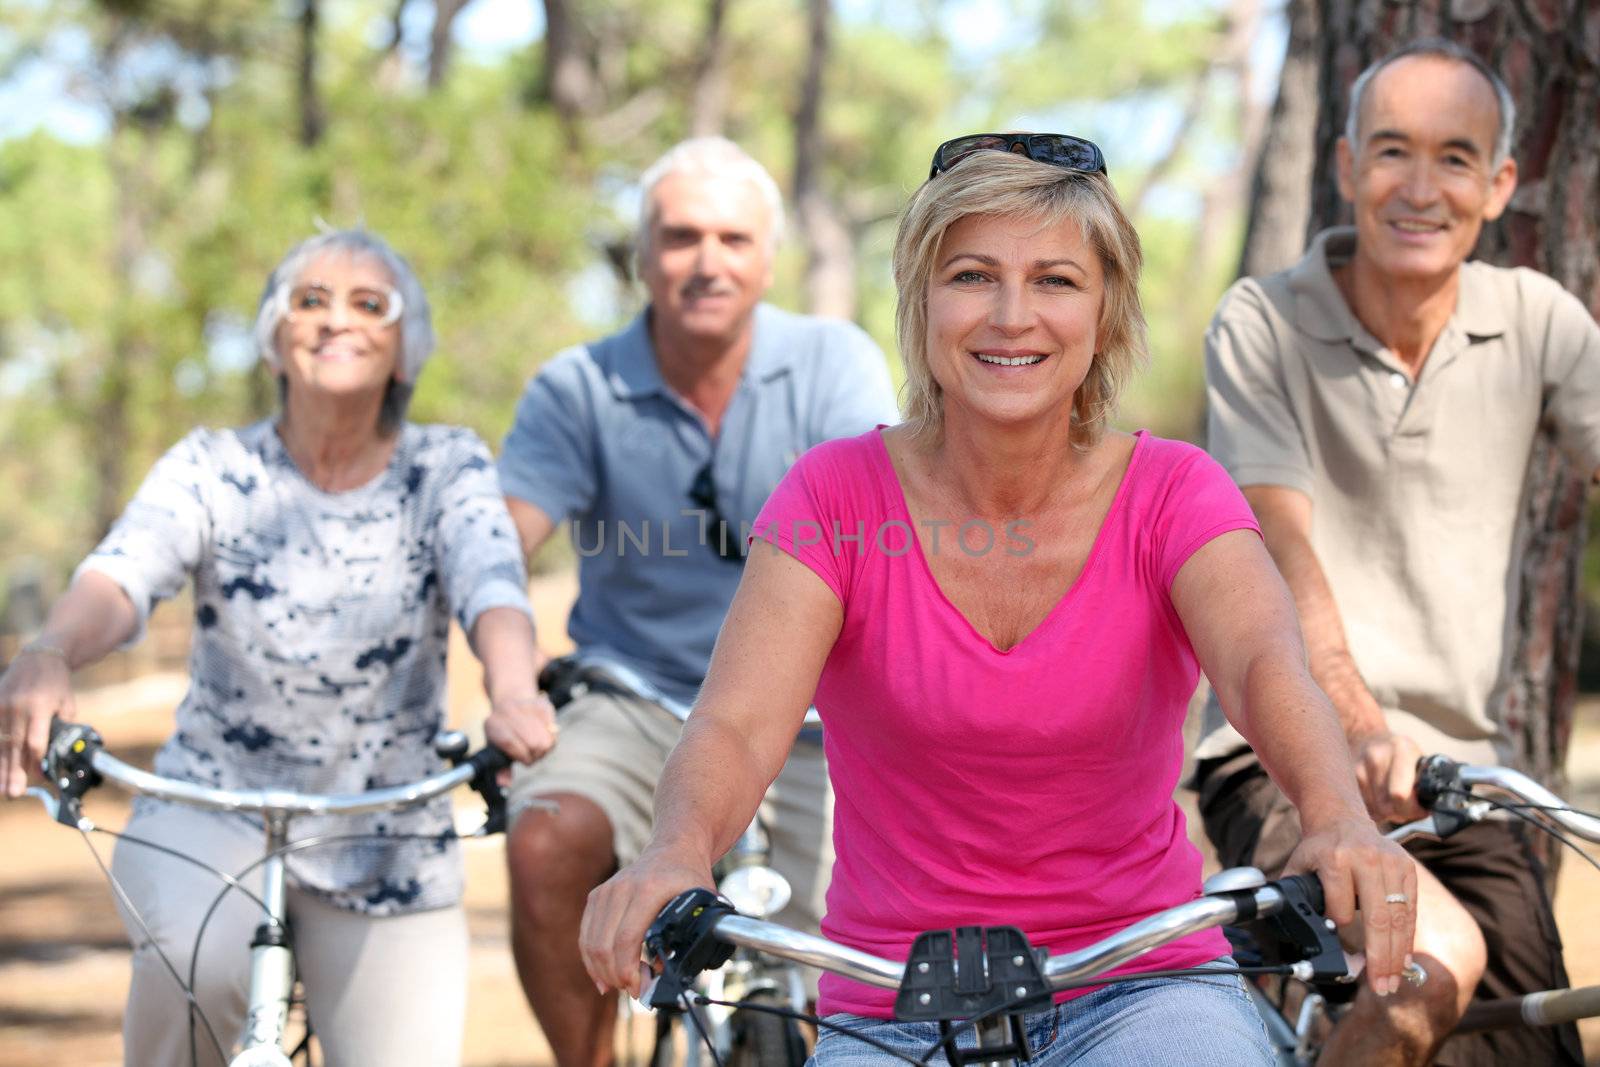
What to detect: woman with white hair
<box><xmin>0</xmin><ymin>229</ymin><xmax>556</xmax><ymax>1065</ymax></box>
<box><xmin>579</xmin><ymin>138</ymin><xmax>1416</xmax><ymax>1065</ymax></box>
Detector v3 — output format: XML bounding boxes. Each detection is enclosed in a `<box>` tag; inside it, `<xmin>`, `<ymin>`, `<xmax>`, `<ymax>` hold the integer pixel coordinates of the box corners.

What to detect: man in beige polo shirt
<box><xmin>1195</xmin><ymin>39</ymin><xmax>1600</xmax><ymax>1067</ymax></box>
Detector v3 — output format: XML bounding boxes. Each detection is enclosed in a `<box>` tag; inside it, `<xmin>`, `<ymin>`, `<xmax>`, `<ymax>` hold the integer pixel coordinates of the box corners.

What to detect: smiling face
<box><xmin>924</xmin><ymin>211</ymin><xmax>1103</xmax><ymax>432</ymax></box>
<box><xmin>274</xmin><ymin>251</ymin><xmax>403</xmax><ymax>404</ymax></box>
<box><xmin>1337</xmin><ymin>54</ymin><xmax>1517</xmax><ymax>287</ymax></box>
<box><xmin>639</xmin><ymin>171</ymin><xmax>775</xmax><ymax>349</ymax></box>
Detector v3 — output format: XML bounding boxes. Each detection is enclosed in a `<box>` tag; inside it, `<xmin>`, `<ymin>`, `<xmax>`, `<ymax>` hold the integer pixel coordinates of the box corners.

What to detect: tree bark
<box><xmin>297</xmin><ymin>0</ymin><xmax>324</xmax><ymax>147</ymax></box>
<box><xmin>97</xmin><ymin>116</ymin><xmax>157</xmax><ymax>539</ymax></box>
<box><xmin>427</xmin><ymin>0</ymin><xmax>469</xmax><ymax>91</ymax></box>
<box><xmin>1236</xmin><ymin>0</ymin><xmax>1319</xmax><ymax>279</ymax></box>
<box><xmin>791</xmin><ymin>0</ymin><xmax>854</xmax><ymax>320</ymax></box>
<box><xmin>689</xmin><ymin>0</ymin><xmax>731</xmax><ymax>137</ymax></box>
<box><xmin>538</xmin><ymin>0</ymin><xmax>601</xmax><ymax>128</ymax></box>
<box><xmin>1305</xmin><ymin>0</ymin><xmax>1600</xmax><ymax>796</ymax></box>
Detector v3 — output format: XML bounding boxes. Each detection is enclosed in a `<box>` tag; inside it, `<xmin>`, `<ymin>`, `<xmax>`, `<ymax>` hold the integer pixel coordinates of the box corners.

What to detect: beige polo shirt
<box><xmin>1197</xmin><ymin>227</ymin><xmax>1600</xmax><ymax>766</ymax></box>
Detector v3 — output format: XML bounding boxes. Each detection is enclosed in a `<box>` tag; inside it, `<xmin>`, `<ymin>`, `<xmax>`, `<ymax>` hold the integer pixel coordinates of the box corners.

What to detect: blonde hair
<box><xmin>892</xmin><ymin>151</ymin><xmax>1147</xmax><ymax>448</ymax></box>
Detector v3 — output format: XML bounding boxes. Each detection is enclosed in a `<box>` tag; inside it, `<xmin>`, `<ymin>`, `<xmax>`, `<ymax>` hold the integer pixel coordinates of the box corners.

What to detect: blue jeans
<box><xmin>812</xmin><ymin>960</ymin><xmax>1272</xmax><ymax>1067</ymax></box>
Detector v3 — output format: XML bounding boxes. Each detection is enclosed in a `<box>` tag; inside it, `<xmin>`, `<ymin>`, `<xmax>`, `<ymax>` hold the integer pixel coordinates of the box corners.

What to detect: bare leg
<box><xmin>1320</xmin><ymin>862</ymin><xmax>1486</xmax><ymax>1067</ymax></box>
<box><xmin>508</xmin><ymin>793</ymin><xmax>621</xmax><ymax>1067</ymax></box>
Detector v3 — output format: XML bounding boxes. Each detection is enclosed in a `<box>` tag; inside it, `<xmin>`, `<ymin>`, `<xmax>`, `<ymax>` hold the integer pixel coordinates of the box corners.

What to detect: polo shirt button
<box><xmin>1389</xmin><ymin>372</ymin><xmax>1408</xmax><ymax>390</ymax></box>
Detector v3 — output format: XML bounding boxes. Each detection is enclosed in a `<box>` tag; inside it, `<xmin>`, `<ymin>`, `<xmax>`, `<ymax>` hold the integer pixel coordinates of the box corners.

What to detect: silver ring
<box><xmin>1384</xmin><ymin>892</ymin><xmax>1409</xmax><ymax>905</ymax></box>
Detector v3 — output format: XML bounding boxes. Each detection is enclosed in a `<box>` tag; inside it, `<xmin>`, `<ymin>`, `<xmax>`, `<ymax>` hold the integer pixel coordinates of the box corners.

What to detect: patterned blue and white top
<box><xmin>78</xmin><ymin>420</ymin><xmax>532</xmax><ymax>915</ymax></box>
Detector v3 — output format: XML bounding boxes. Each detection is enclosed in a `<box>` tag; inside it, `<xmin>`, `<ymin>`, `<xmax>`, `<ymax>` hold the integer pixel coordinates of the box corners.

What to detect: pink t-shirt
<box><xmin>752</xmin><ymin>429</ymin><xmax>1261</xmax><ymax>1018</ymax></box>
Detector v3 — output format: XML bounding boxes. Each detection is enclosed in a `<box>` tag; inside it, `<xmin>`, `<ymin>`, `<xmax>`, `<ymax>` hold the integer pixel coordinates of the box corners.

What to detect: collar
<box><xmin>604</xmin><ymin>303</ymin><xmax>793</xmax><ymax>400</ymax></box>
<box><xmin>1289</xmin><ymin>227</ymin><xmax>1508</xmax><ymax>346</ymax></box>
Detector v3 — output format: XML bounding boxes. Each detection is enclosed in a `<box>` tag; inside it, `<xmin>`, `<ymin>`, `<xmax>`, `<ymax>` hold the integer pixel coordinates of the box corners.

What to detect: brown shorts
<box><xmin>1194</xmin><ymin>750</ymin><xmax>1584</xmax><ymax>1067</ymax></box>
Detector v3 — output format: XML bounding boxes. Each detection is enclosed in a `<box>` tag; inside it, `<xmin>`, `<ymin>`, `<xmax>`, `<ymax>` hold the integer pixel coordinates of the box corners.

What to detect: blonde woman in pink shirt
<box><xmin>579</xmin><ymin>136</ymin><xmax>1415</xmax><ymax>1066</ymax></box>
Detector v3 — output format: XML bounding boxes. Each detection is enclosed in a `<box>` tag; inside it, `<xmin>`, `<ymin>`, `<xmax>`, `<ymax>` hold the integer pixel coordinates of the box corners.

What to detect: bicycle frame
<box><xmin>30</xmin><ymin>719</ymin><xmax>509</xmax><ymax>1067</ymax></box>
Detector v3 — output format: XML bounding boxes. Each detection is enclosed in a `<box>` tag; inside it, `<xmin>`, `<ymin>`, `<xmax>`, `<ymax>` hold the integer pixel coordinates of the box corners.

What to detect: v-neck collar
<box><xmin>868</xmin><ymin>428</ymin><xmax>1146</xmax><ymax>655</ymax></box>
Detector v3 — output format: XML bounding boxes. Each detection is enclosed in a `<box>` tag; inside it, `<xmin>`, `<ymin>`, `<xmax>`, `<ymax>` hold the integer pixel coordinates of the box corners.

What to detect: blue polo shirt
<box><xmin>499</xmin><ymin>303</ymin><xmax>898</xmax><ymax>710</ymax></box>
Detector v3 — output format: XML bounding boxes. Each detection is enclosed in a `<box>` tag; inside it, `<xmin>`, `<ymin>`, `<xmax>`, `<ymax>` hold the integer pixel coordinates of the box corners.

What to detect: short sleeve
<box><xmin>1537</xmin><ymin>280</ymin><xmax>1600</xmax><ymax>477</ymax></box>
<box><xmin>497</xmin><ymin>349</ymin><xmax>600</xmax><ymax>523</ymax></box>
<box><xmin>73</xmin><ymin>430</ymin><xmax>213</xmax><ymax>647</ymax></box>
<box><xmin>1204</xmin><ymin>280</ymin><xmax>1313</xmax><ymax>496</ymax></box>
<box><xmin>1148</xmin><ymin>442</ymin><xmax>1263</xmax><ymax>589</ymax></box>
<box><xmin>750</xmin><ymin>438</ymin><xmax>874</xmax><ymax>604</ymax></box>
<box><xmin>807</xmin><ymin>322</ymin><xmax>900</xmax><ymax>443</ymax></box>
<box><xmin>433</xmin><ymin>431</ymin><xmax>535</xmax><ymax>633</ymax></box>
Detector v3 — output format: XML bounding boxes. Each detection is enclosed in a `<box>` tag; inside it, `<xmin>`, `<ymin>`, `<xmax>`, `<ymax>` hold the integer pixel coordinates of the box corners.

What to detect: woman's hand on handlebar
<box><xmin>484</xmin><ymin>691</ymin><xmax>559</xmax><ymax>765</ymax></box>
<box><xmin>0</xmin><ymin>646</ymin><xmax>76</xmax><ymax>799</ymax></box>
<box><xmin>580</xmin><ymin>846</ymin><xmax>715</xmax><ymax>998</ymax></box>
<box><xmin>1285</xmin><ymin>814</ymin><xmax>1417</xmax><ymax>996</ymax></box>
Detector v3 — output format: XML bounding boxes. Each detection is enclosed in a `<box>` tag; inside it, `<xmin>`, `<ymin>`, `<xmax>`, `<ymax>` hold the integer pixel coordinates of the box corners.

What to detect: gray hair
<box><xmin>1345</xmin><ymin>38</ymin><xmax>1516</xmax><ymax>168</ymax></box>
<box><xmin>254</xmin><ymin>229</ymin><xmax>434</xmax><ymax>433</ymax></box>
<box><xmin>636</xmin><ymin>137</ymin><xmax>786</xmax><ymax>255</ymax></box>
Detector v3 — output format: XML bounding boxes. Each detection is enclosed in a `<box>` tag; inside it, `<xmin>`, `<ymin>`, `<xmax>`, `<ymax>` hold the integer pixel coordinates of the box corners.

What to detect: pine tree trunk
<box><xmin>1305</xmin><ymin>0</ymin><xmax>1600</xmax><ymax>795</ymax></box>
<box><xmin>792</xmin><ymin>0</ymin><xmax>855</xmax><ymax>320</ymax></box>
<box><xmin>1236</xmin><ymin>0</ymin><xmax>1319</xmax><ymax>279</ymax></box>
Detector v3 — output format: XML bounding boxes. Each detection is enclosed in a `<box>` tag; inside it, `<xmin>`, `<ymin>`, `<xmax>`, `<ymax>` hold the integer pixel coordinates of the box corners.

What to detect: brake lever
<box><xmin>1411</xmin><ymin>755</ymin><xmax>1474</xmax><ymax>837</ymax></box>
<box><xmin>643</xmin><ymin>888</ymin><xmax>737</xmax><ymax>1010</ymax></box>
<box><xmin>43</xmin><ymin>718</ymin><xmax>103</xmax><ymax>828</ymax></box>
<box><xmin>22</xmin><ymin>785</ymin><xmax>63</xmax><ymax>823</ymax></box>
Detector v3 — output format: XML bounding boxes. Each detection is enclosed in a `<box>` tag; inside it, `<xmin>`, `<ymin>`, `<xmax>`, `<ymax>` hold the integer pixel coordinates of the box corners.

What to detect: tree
<box><xmin>1247</xmin><ymin>0</ymin><xmax>1600</xmax><ymax>791</ymax></box>
<box><xmin>1235</xmin><ymin>0</ymin><xmax>1318</xmax><ymax>278</ymax></box>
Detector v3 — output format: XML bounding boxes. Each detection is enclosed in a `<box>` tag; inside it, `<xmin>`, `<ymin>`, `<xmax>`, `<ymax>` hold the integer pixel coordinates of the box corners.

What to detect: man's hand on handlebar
<box><xmin>484</xmin><ymin>690</ymin><xmax>559</xmax><ymax>766</ymax></box>
<box><xmin>1349</xmin><ymin>730</ymin><xmax>1426</xmax><ymax>824</ymax></box>
<box><xmin>580</xmin><ymin>846</ymin><xmax>716</xmax><ymax>999</ymax></box>
<box><xmin>1285</xmin><ymin>814</ymin><xmax>1417</xmax><ymax>997</ymax></box>
<box><xmin>0</xmin><ymin>646</ymin><xmax>76</xmax><ymax>799</ymax></box>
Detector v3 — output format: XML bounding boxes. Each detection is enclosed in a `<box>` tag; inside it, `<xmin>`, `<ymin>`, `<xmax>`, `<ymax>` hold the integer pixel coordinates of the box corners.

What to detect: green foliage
<box><xmin>0</xmin><ymin>0</ymin><xmax>1253</xmax><ymax>598</ymax></box>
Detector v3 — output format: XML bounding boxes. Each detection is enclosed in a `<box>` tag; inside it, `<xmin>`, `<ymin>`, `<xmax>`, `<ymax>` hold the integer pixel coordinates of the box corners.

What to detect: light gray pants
<box><xmin>109</xmin><ymin>802</ymin><xmax>467</xmax><ymax>1067</ymax></box>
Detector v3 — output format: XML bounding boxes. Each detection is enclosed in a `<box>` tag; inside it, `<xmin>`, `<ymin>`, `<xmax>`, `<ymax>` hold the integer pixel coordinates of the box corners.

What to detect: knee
<box><xmin>506</xmin><ymin>795</ymin><xmax>616</xmax><ymax>916</ymax></box>
<box><xmin>1412</xmin><ymin>897</ymin><xmax>1487</xmax><ymax>1019</ymax></box>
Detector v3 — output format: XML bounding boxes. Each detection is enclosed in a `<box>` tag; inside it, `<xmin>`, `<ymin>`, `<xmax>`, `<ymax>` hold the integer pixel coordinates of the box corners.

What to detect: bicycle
<box><xmin>538</xmin><ymin>654</ymin><xmax>812</xmax><ymax>1067</ymax></box>
<box><xmin>636</xmin><ymin>869</ymin><xmax>1404</xmax><ymax>1067</ymax></box>
<box><xmin>22</xmin><ymin>715</ymin><xmax>513</xmax><ymax>1067</ymax></box>
<box><xmin>1229</xmin><ymin>756</ymin><xmax>1600</xmax><ymax>1065</ymax></box>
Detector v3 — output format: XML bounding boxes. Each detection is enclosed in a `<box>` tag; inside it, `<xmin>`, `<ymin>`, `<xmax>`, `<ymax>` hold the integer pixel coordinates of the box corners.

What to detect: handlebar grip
<box><xmin>468</xmin><ymin>743</ymin><xmax>511</xmax><ymax>775</ymax></box>
<box><xmin>1414</xmin><ymin>754</ymin><xmax>1463</xmax><ymax>811</ymax></box>
<box><xmin>464</xmin><ymin>744</ymin><xmax>511</xmax><ymax>836</ymax></box>
<box><xmin>1274</xmin><ymin>872</ymin><xmax>1324</xmax><ymax>914</ymax></box>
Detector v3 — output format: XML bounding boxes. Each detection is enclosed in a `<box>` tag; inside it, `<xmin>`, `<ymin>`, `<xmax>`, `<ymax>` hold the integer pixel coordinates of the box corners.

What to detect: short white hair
<box><xmin>254</xmin><ymin>229</ymin><xmax>434</xmax><ymax>384</ymax></box>
<box><xmin>636</xmin><ymin>137</ymin><xmax>786</xmax><ymax>253</ymax></box>
<box><xmin>253</xmin><ymin>229</ymin><xmax>434</xmax><ymax>433</ymax></box>
<box><xmin>1345</xmin><ymin>38</ymin><xmax>1516</xmax><ymax>168</ymax></box>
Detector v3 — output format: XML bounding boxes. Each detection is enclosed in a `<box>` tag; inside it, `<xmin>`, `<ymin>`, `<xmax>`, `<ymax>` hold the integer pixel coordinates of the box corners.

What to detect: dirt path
<box><xmin>3</xmin><ymin>576</ymin><xmax>1598</xmax><ymax>1065</ymax></box>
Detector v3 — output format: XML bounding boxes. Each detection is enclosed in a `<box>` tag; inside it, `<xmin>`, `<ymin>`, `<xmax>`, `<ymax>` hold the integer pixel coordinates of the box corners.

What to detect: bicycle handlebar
<box><xmin>1393</xmin><ymin>756</ymin><xmax>1600</xmax><ymax>846</ymax></box>
<box><xmin>39</xmin><ymin>717</ymin><xmax>510</xmax><ymax>829</ymax></box>
<box><xmin>645</xmin><ymin>873</ymin><xmax>1353</xmax><ymax>1011</ymax></box>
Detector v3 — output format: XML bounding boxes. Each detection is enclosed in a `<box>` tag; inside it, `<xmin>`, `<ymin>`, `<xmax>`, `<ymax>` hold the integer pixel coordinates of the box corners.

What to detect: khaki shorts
<box><xmin>1195</xmin><ymin>750</ymin><xmax>1583</xmax><ymax>1067</ymax></box>
<box><xmin>507</xmin><ymin>688</ymin><xmax>833</xmax><ymax>936</ymax></box>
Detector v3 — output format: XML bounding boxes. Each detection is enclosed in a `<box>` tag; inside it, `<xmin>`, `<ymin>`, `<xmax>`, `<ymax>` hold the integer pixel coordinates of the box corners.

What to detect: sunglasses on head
<box><xmin>928</xmin><ymin>133</ymin><xmax>1108</xmax><ymax>180</ymax></box>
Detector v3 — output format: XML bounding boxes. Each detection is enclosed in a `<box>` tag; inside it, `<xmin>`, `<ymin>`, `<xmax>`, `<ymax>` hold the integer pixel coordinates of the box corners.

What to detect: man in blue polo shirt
<box><xmin>498</xmin><ymin>136</ymin><xmax>897</xmax><ymax>1067</ymax></box>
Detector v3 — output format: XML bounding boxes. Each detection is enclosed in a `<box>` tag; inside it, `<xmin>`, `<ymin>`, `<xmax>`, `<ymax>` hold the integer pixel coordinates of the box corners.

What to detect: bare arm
<box><xmin>579</xmin><ymin>545</ymin><xmax>843</xmax><ymax>995</ymax></box>
<box><xmin>468</xmin><ymin>605</ymin><xmax>557</xmax><ymax>765</ymax></box>
<box><xmin>505</xmin><ymin>496</ymin><xmax>560</xmax><ymax>569</ymax></box>
<box><xmin>1242</xmin><ymin>485</ymin><xmax>1422</xmax><ymax>822</ymax></box>
<box><xmin>0</xmin><ymin>571</ymin><xmax>140</xmax><ymax>796</ymax></box>
<box><xmin>1174</xmin><ymin>529</ymin><xmax>1415</xmax><ymax>996</ymax></box>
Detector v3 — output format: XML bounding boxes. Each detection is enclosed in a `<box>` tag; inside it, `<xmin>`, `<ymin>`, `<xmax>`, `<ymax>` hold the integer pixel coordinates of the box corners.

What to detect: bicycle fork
<box><xmin>232</xmin><ymin>813</ymin><xmax>295</xmax><ymax>1067</ymax></box>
